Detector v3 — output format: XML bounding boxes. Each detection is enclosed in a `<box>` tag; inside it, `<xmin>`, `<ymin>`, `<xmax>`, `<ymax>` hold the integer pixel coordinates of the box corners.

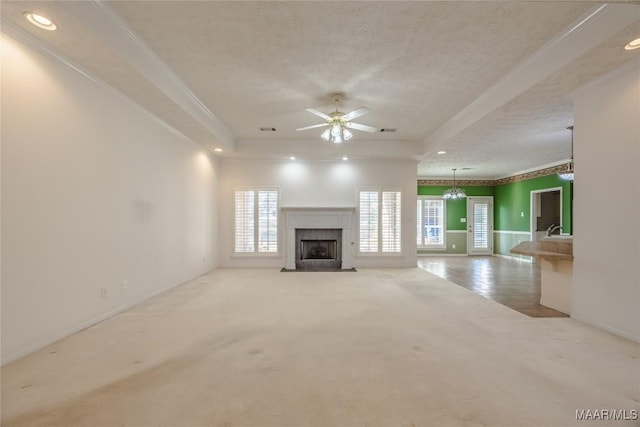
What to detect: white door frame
<box><xmin>467</xmin><ymin>196</ymin><xmax>494</xmax><ymax>255</ymax></box>
<box><xmin>530</xmin><ymin>187</ymin><xmax>562</xmax><ymax>242</ymax></box>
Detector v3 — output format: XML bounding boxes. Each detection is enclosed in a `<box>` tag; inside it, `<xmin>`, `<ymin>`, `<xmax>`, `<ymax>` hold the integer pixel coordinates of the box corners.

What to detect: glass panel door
<box><xmin>467</xmin><ymin>197</ymin><xmax>493</xmax><ymax>255</ymax></box>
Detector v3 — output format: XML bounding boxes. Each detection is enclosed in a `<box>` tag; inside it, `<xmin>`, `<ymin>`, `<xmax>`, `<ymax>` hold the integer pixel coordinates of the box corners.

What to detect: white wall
<box><xmin>219</xmin><ymin>158</ymin><xmax>418</xmax><ymax>268</ymax></box>
<box><xmin>1</xmin><ymin>33</ymin><xmax>220</xmax><ymax>364</ymax></box>
<box><xmin>572</xmin><ymin>58</ymin><xmax>640</xmax><ymax>342</ymax></box>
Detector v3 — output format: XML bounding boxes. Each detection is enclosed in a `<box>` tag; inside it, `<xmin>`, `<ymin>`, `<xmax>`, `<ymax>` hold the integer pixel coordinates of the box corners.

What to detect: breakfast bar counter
<box><xmin>511</xmin><ymin>236</ymin><xmax>573</xmax><ymax>315</ymax></box>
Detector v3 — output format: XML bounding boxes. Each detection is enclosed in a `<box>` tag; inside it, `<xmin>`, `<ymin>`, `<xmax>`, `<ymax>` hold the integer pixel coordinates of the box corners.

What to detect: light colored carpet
<box><xmin>1</xmin><ymin>268</ymin><xmax>638</xmax><ymax>426</ymax></box>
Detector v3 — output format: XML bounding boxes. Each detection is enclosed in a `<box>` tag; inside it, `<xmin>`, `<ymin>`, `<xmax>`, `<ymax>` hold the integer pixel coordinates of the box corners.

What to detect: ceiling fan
<box><xmin>296</xmin><ymin>93</ymin><xmax>377</xmax><ymax>143</ymax></box>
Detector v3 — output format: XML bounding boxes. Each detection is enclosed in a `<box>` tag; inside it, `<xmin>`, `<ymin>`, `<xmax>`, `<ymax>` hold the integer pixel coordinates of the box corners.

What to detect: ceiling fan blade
<box><xmin>306</xmin><ymin>108</ymin><xmax>331</xmax><ymax>120</ymax></box>
<box><xmin>296</xmin><ymin>123</ymin><xmax>329</xmax><ymax>131</ymax></box>
<box><xmin>342</xmin><ymin>107</ymin><xmax>370</xmax><ymax>122</ymax></box>
<box><xmin>347</xmin><ymin>122</ymin><xmax>378</xmax><ymax>133</ymax></box>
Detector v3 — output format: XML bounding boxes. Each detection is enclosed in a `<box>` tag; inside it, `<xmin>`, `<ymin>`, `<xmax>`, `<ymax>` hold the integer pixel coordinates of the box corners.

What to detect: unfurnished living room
<box><xmin>1</xmin><ymin>2</ymin><xmax>639</xmax><ymax>426</ymax></box>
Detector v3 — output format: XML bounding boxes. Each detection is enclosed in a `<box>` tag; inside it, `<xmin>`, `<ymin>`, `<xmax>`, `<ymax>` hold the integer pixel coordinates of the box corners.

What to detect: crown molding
<box><xmin>417</xmin><ymin>179</ymin><xmax>496</xmax><ymax>187</ymax></box>
<box><xmin>422</xmin><ymin>3</ymin><xmax>640</xmax><ymax>155</ymax></box>
<box><xmin>60</xmin><ymin>0</ymin><xmax>235</xmax><ymax>149</ymax></box>
<box><xmin>1</xmin><ymin>22</ymin><xmax>190</xmax><ymax>142</ymax></box>
<box><xmin>418</xmin><ymin>164</ymin><xmax>571</xmax><ymax>187</ymax></box>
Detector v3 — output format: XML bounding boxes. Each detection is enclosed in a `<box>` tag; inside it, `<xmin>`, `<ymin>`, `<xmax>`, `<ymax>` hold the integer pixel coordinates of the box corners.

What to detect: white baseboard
<box><xmin>1</xmin><ymin>269</ymin><xmax>215</xmax><ymax>366</ymax></box>
<box><xmin>571</xmin><ymin>312</ymin><xmax>640</xmax><ymax>344</ymax></box>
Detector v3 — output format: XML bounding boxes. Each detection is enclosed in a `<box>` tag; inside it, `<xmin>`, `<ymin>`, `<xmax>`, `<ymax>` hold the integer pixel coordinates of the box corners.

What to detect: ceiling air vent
<box><xmin>260</xmin><ymin>127</ymin><xmax>276</xmax><ymax>132</ymax></box>
<box><xmin>380</xmin><ymin>128</ymin><xmax>397</xmax><ymax>132</ymax></box>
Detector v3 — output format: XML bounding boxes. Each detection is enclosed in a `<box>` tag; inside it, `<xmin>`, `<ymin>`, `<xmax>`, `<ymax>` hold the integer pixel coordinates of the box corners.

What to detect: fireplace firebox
<box><xmin>301</xmin><ymin>240</ymin><xmax>337</xmax><ymax>260</ymax></box>
<box><xmin>295</xmin><ymin>229</ymin><xmax>342</xmax><ymax>270</ymax></box>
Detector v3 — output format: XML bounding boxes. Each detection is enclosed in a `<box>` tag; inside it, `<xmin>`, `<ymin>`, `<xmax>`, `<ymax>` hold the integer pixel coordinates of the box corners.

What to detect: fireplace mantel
<box><xmin>281</xmin><ymin>207</ymin><xmax>356</xmax><ymax>270</ymax></box>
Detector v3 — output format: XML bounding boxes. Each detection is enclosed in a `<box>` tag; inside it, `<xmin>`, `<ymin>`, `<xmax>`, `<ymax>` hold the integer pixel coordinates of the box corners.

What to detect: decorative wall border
<box><xmin>493</xmin><ymin>164</ymin><xmax>569</xmax><ymax>185</ymax></box>
<box><xmin>417</xmin><ymin>179</ymin><xmax>495</xmax><ymax>186</ymax></box>
<box><xmin>418</xmin><ymin>164</ymin><xmax>569</xmax><ymax>187</ymax></box>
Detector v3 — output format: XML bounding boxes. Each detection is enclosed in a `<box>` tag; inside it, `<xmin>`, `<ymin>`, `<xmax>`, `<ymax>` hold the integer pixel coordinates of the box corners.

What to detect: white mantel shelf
<box><xmin>281</xmin><ymin>207</ymin><xmax>356</xmax><ymax>270</ymax></box>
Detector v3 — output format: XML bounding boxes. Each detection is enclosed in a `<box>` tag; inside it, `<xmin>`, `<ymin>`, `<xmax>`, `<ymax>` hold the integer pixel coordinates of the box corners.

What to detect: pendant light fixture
<box><xmin>443</xmin><ymin>168</ymin><xmax>466</xmax><ymax>200</ymax></box>
<box><xmin>557</xmin><ymin>126</ymin><xmax>574</xmax><ymax>181</ymax></box>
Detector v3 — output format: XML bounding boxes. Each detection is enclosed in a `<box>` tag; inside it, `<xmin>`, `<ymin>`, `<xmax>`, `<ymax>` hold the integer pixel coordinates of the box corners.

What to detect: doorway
<box><xmin>467</xmin><ymin>197</ymin><xmax>493</xmax><ymax>255</ymax></box>
<box><xmin>530</xmin><ymin>188</ymin><xmax>562</xmax><ymax>241</ymax></box>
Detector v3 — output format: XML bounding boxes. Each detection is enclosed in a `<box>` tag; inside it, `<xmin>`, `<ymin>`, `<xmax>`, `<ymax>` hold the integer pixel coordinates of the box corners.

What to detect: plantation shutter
<box><xmin>382</xmin><ymin>191</ymin><xmax>401</xmax><ymax>252</ymax></box>
<box><xmin>416</xmin><ymin>199</ymin><xmax>423</xmax><ymax>246</ymax></box>
<box><xmin>473</xmin><ymin>202</ymin><xmax>489</xmax><ymax>249</ymax></box>
<box><xmin>423</xmin><ymin>199</ymin><xmax>444</xmax><ymax>246</ymax></box>
<box><xmin>258</xmin><ymin>190</ymin><xmax>278</xmax><ymax>253</ymax></box>
<box><xmin>359</xmin><ymin>191</ymin><xmax>379</xmax><ymax>252</ymax></box>
<box><xmin>234</xmin><ymin>190</ymin><xmax>255</xmax><ymax>252</ymax></box>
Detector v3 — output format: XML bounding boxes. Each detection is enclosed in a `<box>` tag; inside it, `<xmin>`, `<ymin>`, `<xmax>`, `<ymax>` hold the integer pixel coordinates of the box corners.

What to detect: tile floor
<box><xmin>418</xmin><ymin>255</ymin><xmax>568</xmax><ymax>317</ymax></box>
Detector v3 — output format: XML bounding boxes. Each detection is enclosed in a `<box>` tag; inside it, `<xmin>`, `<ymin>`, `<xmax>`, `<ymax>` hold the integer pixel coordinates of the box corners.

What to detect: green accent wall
<box><xmin>494</xmin><ymin>175</ymin><xmax>572</xmax><ymax>234</ymax></box>
<box><xmin>417</xmin><ymin>175</ymin><xmax>573</xmax><ymax>256</ymax></box>
<box><xmin>418</xmin><ymin>186</ymin><xmax>494</xmax><ymax>231</ymax></box>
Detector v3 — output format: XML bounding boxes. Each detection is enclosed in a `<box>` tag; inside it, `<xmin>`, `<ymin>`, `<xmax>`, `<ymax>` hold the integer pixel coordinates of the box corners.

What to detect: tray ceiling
<box><xmin>2</xmin><ymin>1</ymin><xmax>639</xmax><ymax>178</ymax></box>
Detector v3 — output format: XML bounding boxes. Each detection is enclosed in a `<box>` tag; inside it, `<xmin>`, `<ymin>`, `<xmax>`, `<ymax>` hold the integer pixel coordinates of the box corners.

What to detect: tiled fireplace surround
<box><xmin>282</xmin><ymin>207</ymin><xmax>356</xmax><ymax>270</ymax></box>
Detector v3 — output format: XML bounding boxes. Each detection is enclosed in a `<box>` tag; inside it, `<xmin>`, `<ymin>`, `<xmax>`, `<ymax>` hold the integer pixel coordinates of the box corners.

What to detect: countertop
<box><xmin>510</xmin><ymin>237</ymin><xmax>573</xmax><ymax>261</ymax></box>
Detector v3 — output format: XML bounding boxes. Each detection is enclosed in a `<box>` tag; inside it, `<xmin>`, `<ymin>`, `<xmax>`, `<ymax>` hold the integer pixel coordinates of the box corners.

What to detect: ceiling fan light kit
<box><xmin>297</xmin><ymin>93</ymin><xmax>377</xmax><ymax>143</ymax></box>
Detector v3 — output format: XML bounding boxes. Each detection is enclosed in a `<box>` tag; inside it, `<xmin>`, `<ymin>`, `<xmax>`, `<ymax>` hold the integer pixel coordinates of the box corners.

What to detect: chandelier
<box><xmin>557</xmin><ymin>125</ymin><xmax>574</xmax><ymax>181</ymax></box>
<box><xmin>443</xmin><ymin>168</ymin><xmax>466</xmax><ymax>200</ymax></box>
<box><xmin>320</xmin><ymin>121</ymin><xmax>353</xmax><ymax>144</ymax></box>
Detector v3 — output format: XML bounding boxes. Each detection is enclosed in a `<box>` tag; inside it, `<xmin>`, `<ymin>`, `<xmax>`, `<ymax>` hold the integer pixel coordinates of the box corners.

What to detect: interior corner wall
<box><xmin>572</xmin><ymin>58</ymin><xmax>640</xmax><ymax>342</ymax></box>
<box><xmin>219</xmin><ymin>158</ymin><xmax>418</xmax><ymax>268</ymax></box>
<box><xmin>1</xmin><ymin>33</ymin><xmax>220</xmax><ymax>365</ymax></box>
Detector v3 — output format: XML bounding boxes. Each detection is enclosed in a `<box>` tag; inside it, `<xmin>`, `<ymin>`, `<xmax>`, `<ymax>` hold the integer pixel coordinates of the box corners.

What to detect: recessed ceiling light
<box><xmin>624</xmin><ymin>37</ymin><xmax>640</xmax><ymax>51</ymax></box>
<box><xmin>214</xmin><ymin>148</ymin><xmax>223</xmax><ymax>152</ymax></box>
<box><xmin>342</xmin><ymin>156</ymin><xmax>348</xmax><ymax>161</ymax></box>
<box><xmin>25</xmin><ymin>12</ymin><xmax>57</xmax><ymax>30</ymax></box>
<box><xmin>437</xmin><ymin>151</ymin><xmax>447</xmax><ymax>155</ymax></box>
<box><xmin>289</xmin><ymin>156</ymin><xmax>296</xmax><ymax>160</ymax></box>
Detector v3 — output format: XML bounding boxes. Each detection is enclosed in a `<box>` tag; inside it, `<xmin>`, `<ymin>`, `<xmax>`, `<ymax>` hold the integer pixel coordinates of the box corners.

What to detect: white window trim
<box><xmin>417</xmin><ymin>196</ymin><xmax>447</xmax><ymax>250</ymax></box>
<box><xmin>357</xmin><ymin>187</ymin><xmax>403</xmax><ymax>256</ymax></box>
<box><xmin>233</xmin><ymin>187</ymin><xmax>281</xmax><ymax>256</ymax></box>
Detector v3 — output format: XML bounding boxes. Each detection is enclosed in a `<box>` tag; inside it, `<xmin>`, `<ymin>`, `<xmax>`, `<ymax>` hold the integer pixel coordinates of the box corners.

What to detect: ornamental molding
<box><xmin>418</xmin><ymin>165</ymin><xmax>569</xmax><ymax>187</ymax></box>
<box><xmin>417</xmin><ymin>179</ymin><xmax>495</xmax><ymax>186</ymax></box>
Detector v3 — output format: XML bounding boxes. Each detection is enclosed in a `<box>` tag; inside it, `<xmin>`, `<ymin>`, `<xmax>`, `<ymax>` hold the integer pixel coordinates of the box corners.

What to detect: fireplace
<box><xmin>282</xmin><ymin>207</ymin><xmax>355</xmax><ymax>270</ymax></box>
<box><xmin>295</xmin><ymin>229</ymin><xmax>341</xmax><ymax>270</ymax></box>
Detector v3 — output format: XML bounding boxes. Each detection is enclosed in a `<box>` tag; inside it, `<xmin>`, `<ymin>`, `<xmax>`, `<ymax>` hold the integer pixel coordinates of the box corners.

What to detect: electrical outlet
<box><xmin>452</xmin><ymin>244</ymin><xmax>456</xmax><ymax>249</ymax></box>
<box><xmin>100</xmin><ymin>288</ymin><xmax>108</xmax><ymax>298</ymax></box>
<box><xmin>122</xmin><ymin>280</ymin><xmax>128</xmax><ymax>290</ymax></box>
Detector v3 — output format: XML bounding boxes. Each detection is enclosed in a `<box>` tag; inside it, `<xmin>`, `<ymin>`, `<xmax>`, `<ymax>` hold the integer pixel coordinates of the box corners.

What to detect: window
<box><xmin>417</xmin><ymin>197</ymin><xmax>445</xmax><ymax>248</ymax></box>
<box><xmin>234</xmin><ymin>189</ymin><xmax>278</xmax><ymax>254</ymax></box>
<box><xmin>359</xmin><ymin>190</ymin><xmax>402</xmax><ymax>253</ymax></box>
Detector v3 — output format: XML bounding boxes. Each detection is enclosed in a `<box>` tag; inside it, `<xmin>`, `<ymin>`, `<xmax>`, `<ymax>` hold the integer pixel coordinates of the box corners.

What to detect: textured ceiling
<box><xmin>2</xmin><ymin>1</ymin><xmax>639</xmax><ymax>178</ymax></box>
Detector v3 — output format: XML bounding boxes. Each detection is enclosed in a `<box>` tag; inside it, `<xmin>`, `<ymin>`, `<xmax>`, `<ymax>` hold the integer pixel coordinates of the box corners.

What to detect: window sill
<box><xmin>357</xmin><ymin>252</ymin><xmax>404</xmax><ymax>257</ymax></box>
<box><xmin>232</xmin><ymin>252</ymin><xmax>282</xmax><ymax>258</ymax></box>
